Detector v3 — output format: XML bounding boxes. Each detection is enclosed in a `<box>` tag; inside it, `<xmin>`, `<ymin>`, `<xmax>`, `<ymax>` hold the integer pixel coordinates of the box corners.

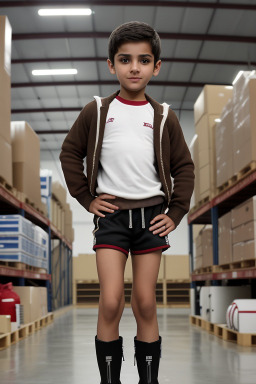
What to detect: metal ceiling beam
<box><xmin>11</xmin><ymin>56</ymin><xmax>256</xmax><ymax>67</ymax></box>
<box><xmin>1</xmin><ymin>1</ymin><xmax>256</xmax><ymax>11</ymax></box>
<box><xmin>11</xmin><ymin>80</ymin><xmax>231</xmax><ymax>88</ymax></box>
<box><xmin>12</xmin><ymin>31</ymin><xmax>256</xmax><ymax>43</ymax></box>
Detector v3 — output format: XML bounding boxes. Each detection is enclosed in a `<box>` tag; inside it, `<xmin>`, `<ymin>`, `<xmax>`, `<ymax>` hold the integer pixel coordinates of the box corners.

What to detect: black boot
<box><xmin>134</xmin><ymin>335</ymin><xmax>162</xmax><ymax>384</ymax></box>
<box><xmin>95</xmin><ymin>335</ymin><xmax>125</xmax><ymax>384</ymax></box>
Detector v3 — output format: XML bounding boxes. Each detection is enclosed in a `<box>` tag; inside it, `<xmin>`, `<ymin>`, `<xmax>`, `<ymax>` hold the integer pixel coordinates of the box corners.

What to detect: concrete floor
<box><xmin>0</xmin><ymin>306</ymin><xmax>256</xmax><ymax>384</ymax></box>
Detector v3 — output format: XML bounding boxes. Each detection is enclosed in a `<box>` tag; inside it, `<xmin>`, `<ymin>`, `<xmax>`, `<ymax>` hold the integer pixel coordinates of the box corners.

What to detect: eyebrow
<box><xmin>117</xmin><ymin>53</ymin><xmax>153</xmax><ymax>58</ymax></box>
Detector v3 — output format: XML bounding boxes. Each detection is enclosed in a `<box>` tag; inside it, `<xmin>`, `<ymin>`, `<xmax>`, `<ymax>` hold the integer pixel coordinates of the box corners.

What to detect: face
<box><xmin>107</xmin><ymin>41</ymin><xmax>161</xmax><ymax>98</ymax></box>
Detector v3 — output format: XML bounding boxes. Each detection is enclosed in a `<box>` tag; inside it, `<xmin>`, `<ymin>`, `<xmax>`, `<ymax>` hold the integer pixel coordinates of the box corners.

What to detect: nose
<box><xmin>130</xmin><ymin>60</ymin><xmax>140</xmax><ymax>73</ymax></box>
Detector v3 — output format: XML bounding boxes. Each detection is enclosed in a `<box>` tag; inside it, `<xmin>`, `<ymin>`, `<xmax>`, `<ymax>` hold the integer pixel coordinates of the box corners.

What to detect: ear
<box><xmin>153</xmin><ymin>60</ymin><xmax>161</xmax><ymax>77</ymax></box>
<box><xmin>107</xmin><ymin>59</ymin><xmax>116</xmax><ymax>74</ymax></box>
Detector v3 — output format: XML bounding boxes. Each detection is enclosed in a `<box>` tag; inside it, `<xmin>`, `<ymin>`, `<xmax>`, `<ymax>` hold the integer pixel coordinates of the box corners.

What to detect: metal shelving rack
<box><xmin>0</xmin><ymin>185</ymin><xmax>72</xmax><ymax>312</ymax></box>
<box><xmin>188</xmin><ymin>169</ymin><xmax>256</xmax><ymax>315</ymax></box>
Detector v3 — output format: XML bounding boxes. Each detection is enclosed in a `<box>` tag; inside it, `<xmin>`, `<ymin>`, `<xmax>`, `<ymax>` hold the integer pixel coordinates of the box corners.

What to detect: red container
<box><xmin>0</xmin><ymin>283</ymin><xmax>20</xmax><ymax>322</ymax></box>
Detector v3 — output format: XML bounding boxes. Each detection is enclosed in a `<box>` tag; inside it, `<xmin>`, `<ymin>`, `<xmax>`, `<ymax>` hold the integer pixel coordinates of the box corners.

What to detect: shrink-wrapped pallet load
<box><xmin>0</xmin><ymin>16</ymin><xmax>12</xmax><ymax>186</ymax></box>
<box><xmin>193</xmin><ymin>85</ymin><xmax>233</xmax><ymax>204</ymax></box>
<box><xmin>215</xmin><ymin>99</ymin><xmax>234</xmax><ymax>188</ymax></box>
<box><xmin>232</xmin><ymin>71</ymin><xmax>256</xmax><ymax>174</ymax></box>
<box><xmin>11</xmin><ymin>121</ymin><xmax>42</xmax><ymax>208</ymax></box>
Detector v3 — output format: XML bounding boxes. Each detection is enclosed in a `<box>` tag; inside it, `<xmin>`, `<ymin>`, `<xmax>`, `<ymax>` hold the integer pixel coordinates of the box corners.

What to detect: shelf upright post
<box><xmin>47</xmin><ymin>226</ymin><xmax>52</xmax><ymax>312</ymax></box>
<box><xmin>66</xmin><ymin>245</ymin><xmax>70</xmax><ymax>305</ymax></box>
<box><xmin>188</xmin><ymin>222</ymin><xmax>197</xmax><ymax>314</ymax></box>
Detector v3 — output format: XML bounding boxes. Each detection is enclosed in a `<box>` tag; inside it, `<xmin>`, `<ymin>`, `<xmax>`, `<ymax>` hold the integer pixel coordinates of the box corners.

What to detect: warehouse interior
<box><xmin>0</xmin><ymin>1</ymin><xmax>256</xmax><ymax>383</ymax></box>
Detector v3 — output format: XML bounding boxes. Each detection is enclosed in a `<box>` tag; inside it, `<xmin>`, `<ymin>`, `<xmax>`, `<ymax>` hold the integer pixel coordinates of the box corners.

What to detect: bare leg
<box><xmin>130</xmin><ymin>250</ymin><xmax>162</xmax><ymax>342</ymax></box>
<box><xmin>96</xmin><ymin>248</ymin><xmax>127</xmax><ymax>341</ymax></box>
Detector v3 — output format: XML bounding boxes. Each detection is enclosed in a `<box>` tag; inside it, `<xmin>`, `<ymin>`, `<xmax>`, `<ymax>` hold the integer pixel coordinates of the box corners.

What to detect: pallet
<box><xmin>17</xmin><ymin>191</ymin><xmax>45</xmax><ymax>216</ymax></box>
<box><xmin>190</xmin><ymin>315</ymin><xmax>256</xmax><ymax>347</ymax></box>
<box><xmin>0</xmin><ymin>312</ymin><xmax>54</xmax><ymax>350</ymax></box>
<box><xmin>189</xmin><ymin>195</ymin><xmax>211</xmax><ymax>215</ymax></box>
<box><xmin>193</xmin><ymin>265</ymin><xmax>213</xmax><ymax>274</ymax></box>
<box><xmin>0</xmin><ymin>176</ymin><xmax>18</xmax><ymax>198</ymax></box>
<box><xmin>215</xmin><ymin>161</ymin><xmax>256</xmax><ymax>197</ymax></box>
<box><xmin>216</xmin><ymin>259</ymin><xmax>256</xmax><ymax>272</ymax></box>
<box><xmin>0</xmin><ymin>260</ymin><xmax>47</xmax><ymax>274</ymax></box>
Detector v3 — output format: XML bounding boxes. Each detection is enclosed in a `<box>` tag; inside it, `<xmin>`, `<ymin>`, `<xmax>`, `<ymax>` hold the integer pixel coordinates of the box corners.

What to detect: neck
<box><xmin>118</xmin><ymin>87</ymin><xmax>146</xmax><ymax>101</ymax></box>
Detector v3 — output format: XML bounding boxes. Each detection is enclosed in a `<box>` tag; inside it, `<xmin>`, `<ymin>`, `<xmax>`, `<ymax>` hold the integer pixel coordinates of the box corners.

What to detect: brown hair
<box><xmin>108</xmin><ymin>21</ymin><xmax>161</xmax><ymax>65</ymax></box>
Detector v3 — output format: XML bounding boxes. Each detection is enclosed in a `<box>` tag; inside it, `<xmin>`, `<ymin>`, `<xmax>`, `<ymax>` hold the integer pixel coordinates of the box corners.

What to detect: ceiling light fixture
<box><xmin>32</xmin><ymin>69</ymin><xmax>78</xmax><ymax>76</ymax></box>
<box><xmin>38</xmin><ymin>8</ymin><xmax>92</xmax><ymax>16</ymax></box>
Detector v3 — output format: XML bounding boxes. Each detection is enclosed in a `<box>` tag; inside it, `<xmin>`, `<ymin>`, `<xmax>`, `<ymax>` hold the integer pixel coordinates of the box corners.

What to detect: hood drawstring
<box><xmin>129</xmin><ymin>208</ymin><xmax>145</xmax><ymax>229</ymax></box>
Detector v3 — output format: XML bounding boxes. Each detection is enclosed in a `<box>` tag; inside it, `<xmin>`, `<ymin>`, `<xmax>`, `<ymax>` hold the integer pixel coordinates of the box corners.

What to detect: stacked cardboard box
<box><xmin>11</xmin><ymin>121</ymin><xmax>42</xmax><ymax>207</ymax></box>
<box><xmin>195</xmin><ymin>230</ymin><xmax>203</xmax><ymax>270</ymax></box>
<box><xmin>231</xmin><ymin>196</ymin><xmax>256</xmax><ymax>262</ymax></box>
<box><xmin>0</xmin><ymin>214</ymin><xmax>49</xmax><ymax>271</ymax></box>
<box><xmin>193</xmin><ymin>85</ymin><xmax>233</xmax><ymax>204</ymax></box>
<box><xmin>12</xmin><ymin>286</ymin><xmax>48</xmax><ymax>324</ymax></box>
<box><xmin>0</xmin><ymin>16</ymin><xmax>12</xmax><ymax>186</ymax></box>
<box><xmin>51</xmin><ymin>181</ymin><xmax>66</xmax><ymax>233</ymax></box>
<box><xmin>232</xmin><ymin>71</ymin><xmax>256</xmax><ymax>174</ymax></box>
<box><xmin>215</xmin><ymin>100</ymin><xmax>234</xmax><ymax>187</ymax></box>
<box><xmin>218</xmin><ymin>212</ymin><xmax>232</xmax><ymax>265</ymax></box>
<box><xmin>202</xmin><ymin>225</ymin><xmax>213</xmax><ymax>268</ymax></box>
<box><xmin>164</xmin><ymin>255</ymin><xmax>190</xmax><ymax>280</ymax></box>
<box><xmin>194</xmin><ymin>225</ymin><xmax>213</xmax><ymax>270</ymax></box>
<box><xmin>63</xmin><ymin>202</ymin><xmax>74</xmax><ymax>243</ymax></box>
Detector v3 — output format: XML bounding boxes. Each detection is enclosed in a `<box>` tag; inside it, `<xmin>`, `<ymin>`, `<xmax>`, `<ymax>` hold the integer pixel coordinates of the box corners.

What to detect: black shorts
<box><xmin>92</xmin><ymin>202</ymin><xmax>170</xmax><ymax>258</ymax></box>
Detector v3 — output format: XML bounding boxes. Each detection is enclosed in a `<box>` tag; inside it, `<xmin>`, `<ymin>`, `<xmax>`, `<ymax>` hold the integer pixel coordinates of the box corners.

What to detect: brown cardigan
<box><xmin>59</xmin><ymin>90</ymin><xmax>195</xmax><ymax>227</ymax></box>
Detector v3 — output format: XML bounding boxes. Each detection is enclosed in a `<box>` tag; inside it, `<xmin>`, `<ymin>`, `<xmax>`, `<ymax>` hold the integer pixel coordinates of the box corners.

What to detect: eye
<box><xmin>141</xmin><ymin>58</ymin><xmax>150</xmax><ymax>64</ymax></box>
<box><xmin>120</xmin><ymin>57</ymin><xmax>129</xmax><ymax>63</ymax></box>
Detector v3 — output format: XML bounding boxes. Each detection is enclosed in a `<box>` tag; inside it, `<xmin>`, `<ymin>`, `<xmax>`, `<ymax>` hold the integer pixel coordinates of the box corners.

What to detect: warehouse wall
<box><xmin>40</xmin><ymin>110</ymin><xmax>194</xmax><ymax>257</ymax></box>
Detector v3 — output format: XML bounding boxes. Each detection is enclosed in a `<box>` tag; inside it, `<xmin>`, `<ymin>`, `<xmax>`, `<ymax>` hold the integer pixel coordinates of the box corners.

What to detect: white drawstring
<box><xmin>141</xmin><ymin>207</ymin><xmax>145</xmax><ymax>228</ymax></box>
<box><xmin>129</xmin><ymin>210</ymin><xmax>133</xmax><ymax>228</ymax></box>
<box><xmin>129</xmin><ymin>208</ymin><xmax>145</xmax><ymax>229</ymax></box>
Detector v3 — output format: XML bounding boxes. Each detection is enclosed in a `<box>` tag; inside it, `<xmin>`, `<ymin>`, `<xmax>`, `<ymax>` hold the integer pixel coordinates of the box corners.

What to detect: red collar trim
<box><xmin>116</xmin><ymin>95</ymin><xmax>148</xmax><ymax>106</ymax></box>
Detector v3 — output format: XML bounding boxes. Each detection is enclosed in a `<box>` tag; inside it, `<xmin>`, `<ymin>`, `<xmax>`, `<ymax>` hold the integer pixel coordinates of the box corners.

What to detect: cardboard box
<box><xmin>73</xmin><ymin>254</ymin><xmax>98</xmax><ymax>281</ymax></box>
<box><xmin>52</xmin><ymin>181</ymin><xmax>67</xmax><ymax>207</ymax></box>
<box><xmin>12</xmin><ymin>287</ymin><xmax>42</xmax><ymax>324</ymax></box>
<box><xmin>194</xmin><ymin>85</ymin><xmax>233</xmax><ymax>125</ymax></box>
<box><xmin>244</xmin><ymin>240</ymin><xmax>256</xmax><ymax>261</ymax></box>
<box><xmin>0</xmin><ymin>315</ymin><xmax>11</xmax><ymax>334</ymax></box>
<box><xmin>233</xmin><ymin>138</ymin><xmax>256</xmax><ymax>175</ymax></box>
<box><xmin>0</xmin><ymin>16</ymin><xmax>12</xmax><ymax>75</ymax></box>
<box><xmin>232</xmin><ymin>73</ymin><xmax>256</xmax><ymax>174</ymax></box>
<box><xmin>191</xmin><ymin>135</ymin><xmax>200</xmax><ymax>206</ymax></box>
<box><xmin>13</xmin><ymin>162</ymin><xmax>41</xmax><ymax>206</ymax></box>
<box><xmin>11</xmin><ymin>121</ymin><xmax>40</xmax><ymax>172</ymax></box>
<box><xmin>231</xmin><ymin>196</ymin><xmax>256</xmax><ymax>229</ymax></box>
<box><xmin>215</xmin><ymin>100</ymin><xmax>234</xmax><ymax>187</ymax></box>
<box><xmin>194</xmin><ymin>255</ymin><xmax>202</xmax><ymax>270</ymax></box>
<box><xmin>0</xmin><ymin>69</ymin><xmax>11</xmax><ymax>144</ymax></box>
<box><xmin>0</xmin><ymin>135</ymin><xmax>12</xmax><ymax>185</ymax></box>
<box><xmin>218</xmin><ymin>212</ymin><xmax>232</xmax><ymax>265</ymax></box>
<box><xmin>164</xmin><ymin>255</ymin><xmax>190</xmax><ymax>280</ymax></box>
<box><xmin>202</xmin><ymin>226</ymin><xmax>213</xmax><ymax>268</ymax></box>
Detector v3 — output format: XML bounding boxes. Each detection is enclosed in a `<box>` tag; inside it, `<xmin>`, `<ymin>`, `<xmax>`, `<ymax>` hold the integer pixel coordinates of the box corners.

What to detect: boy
<box><xmin>60</xmin><ymin>21</ymin><xmax>194</xmax><ymax>384</ymax></box>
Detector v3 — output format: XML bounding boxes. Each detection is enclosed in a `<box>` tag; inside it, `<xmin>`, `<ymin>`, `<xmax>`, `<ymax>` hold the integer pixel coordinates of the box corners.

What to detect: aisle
<box><xmin>0</xmin><ymin>307</ymin><xmax>255</xmax><ymax>384</ymax></box>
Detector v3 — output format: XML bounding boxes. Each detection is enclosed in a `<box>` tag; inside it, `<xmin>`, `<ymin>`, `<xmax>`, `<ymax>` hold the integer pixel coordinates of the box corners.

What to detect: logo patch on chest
<box><xmin>143</xmin><ymin>122</ymin><xmax>153</xmax><ymax>129</ymax></box>
<box><xmin>106</xmin><ymin>118</ymin><xmax>115</xmax><ymax>123</ymax></box>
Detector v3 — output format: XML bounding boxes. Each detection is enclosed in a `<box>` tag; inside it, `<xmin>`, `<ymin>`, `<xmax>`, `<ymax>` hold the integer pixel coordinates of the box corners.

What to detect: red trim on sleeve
<box><xmin>116</xmin><ymin>95</ymin><xmax>148</xmax><ymax>106</ymax></box>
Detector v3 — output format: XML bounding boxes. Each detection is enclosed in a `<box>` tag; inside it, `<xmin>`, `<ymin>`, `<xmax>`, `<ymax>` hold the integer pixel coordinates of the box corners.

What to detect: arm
<box><xmin>59</xmin><ymin>100</ymin><xmax>96</xmax><ymax>211</ymax></box>
<box><xmin>166</xmin><ymin>109</ymin><xmax>195</xmax><ymax>227</ymax></box>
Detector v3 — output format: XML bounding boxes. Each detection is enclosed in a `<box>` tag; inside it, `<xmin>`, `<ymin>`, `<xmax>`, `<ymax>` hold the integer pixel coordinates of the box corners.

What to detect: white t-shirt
<box><xmin>96</xmin><ymin>96</ymin><xmax>165</xmax><ymax>199</ymax></box>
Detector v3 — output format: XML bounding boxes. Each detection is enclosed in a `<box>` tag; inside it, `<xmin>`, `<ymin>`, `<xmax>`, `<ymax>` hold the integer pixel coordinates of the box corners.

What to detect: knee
<box><xmin>131</xmin><ymin>293</ymin><xmax>156</xmax><ymax>320</ymax></box>
<box><xmin>101</xmin><ymin>295</ymin><xmax>124</xmax><ymax>321</ymax></box>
